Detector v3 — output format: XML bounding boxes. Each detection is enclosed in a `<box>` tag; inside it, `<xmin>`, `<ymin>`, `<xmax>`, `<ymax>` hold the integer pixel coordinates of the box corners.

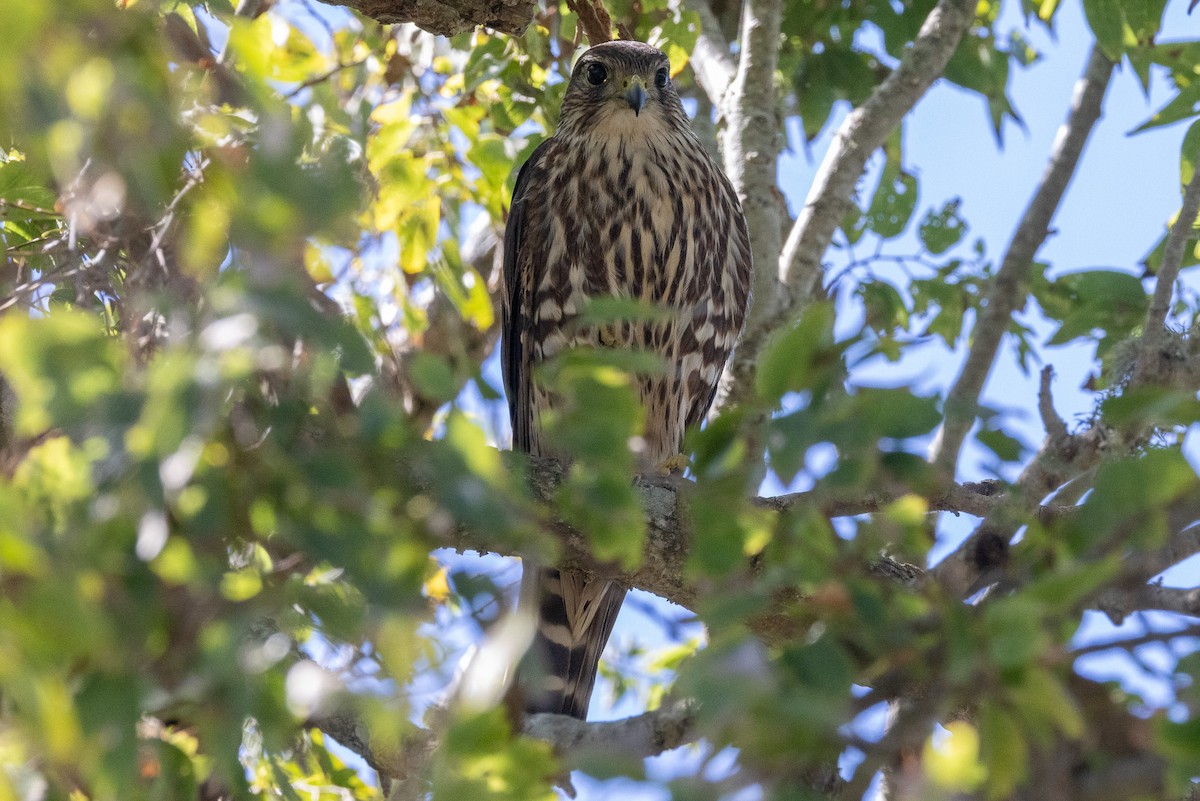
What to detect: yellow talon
<box><xmin>658</xmin><ymin>453</ymin><xmax>689</xmax><ymax>475</ymax></box>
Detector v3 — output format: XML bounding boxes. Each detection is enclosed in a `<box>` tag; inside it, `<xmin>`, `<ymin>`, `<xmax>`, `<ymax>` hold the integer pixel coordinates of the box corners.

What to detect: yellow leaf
<box><xmin>424</xmin><ymin>565</ymin><xmax>451</xmax><ymax>602</ymax></box>
<box><xmin>924</xmin><ymin>721</ymin><xmax>986</xmax><ymax>791</ymax></box>
<box><xmin>304</xmin><ymin>241</ymin><xmax>335</xmax><ymax>285</ymax></box>
<box><xmin>885</xmin><ymin>493</ymin><xmax>928</xmax><ymax>526</ymax></box>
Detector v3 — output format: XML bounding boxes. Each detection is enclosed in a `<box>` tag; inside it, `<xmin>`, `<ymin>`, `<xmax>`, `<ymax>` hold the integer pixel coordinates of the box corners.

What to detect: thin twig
<box><xmin>282</xmin><ymin>58</ymin><xmax>368</xmax><ymax>100</ymax></box>
<box><xmin>1038</xmin><ymin>366</ymin><xmax>1069</xmax><ymax>441</ymax></box>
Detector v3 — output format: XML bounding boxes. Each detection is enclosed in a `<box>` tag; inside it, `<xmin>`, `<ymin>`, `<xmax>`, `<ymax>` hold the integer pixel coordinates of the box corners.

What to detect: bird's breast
<box><xmin>538</xmin><ymin>137</ymin><xmax>707</xmax><ymax>306</ymax></box>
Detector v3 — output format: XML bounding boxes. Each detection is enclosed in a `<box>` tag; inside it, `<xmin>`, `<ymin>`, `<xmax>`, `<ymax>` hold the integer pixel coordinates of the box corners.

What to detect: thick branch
<box><xmin>524</xmin><ymin>700</ymin><xmax>696</xmax><ymax>761</ymax></box>
<box><xmin>1096</xmin><ymin>584</ymin><xmax>1200</xmax><ymax>625</ymax></box>
<box><xmin>721</xmin><ymin>0</ymin><xmax>977</xmax><ymax>410</ymax></box>
<box><xmin>448</xmin><ymin>454</ymin><xmax>1009</xmax><ymax>613</ymax></box>
<box><xmin>933</xmin><ymin>46</ymin><xmax>1114</xmax><ymax>474</ymax></box>
<box><xmin>564</xmin><ymin>0</ymin><xmax>613</xmax><ymax>44</ymax></box>
<box><xmin>720</xmin><ymin>0</ymin><xmax>784</xmax><ymax>348</ymax></box>
<box><xmin>320</xmin><ymin>0</ymin><xmax>536</xmax><ymax>36</ymax></box>
<box><xmin>316</xmin><ymin>702</ymin><xmax>697</xmax><ymax>789</ymax></box>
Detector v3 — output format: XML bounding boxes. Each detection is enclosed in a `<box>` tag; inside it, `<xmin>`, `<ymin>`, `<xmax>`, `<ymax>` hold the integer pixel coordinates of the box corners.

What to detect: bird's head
<box><xmin>557</xmin><ymin>41</ymin><xmax>686</xmax><ymax>138</ymax></box>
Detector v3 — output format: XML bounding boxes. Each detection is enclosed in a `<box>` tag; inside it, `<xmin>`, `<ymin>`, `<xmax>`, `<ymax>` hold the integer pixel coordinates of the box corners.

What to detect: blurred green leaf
<box><xmin>979</xmin><ymin>702</ymin><xmax>1029</xmax><ymax>799</ymax></box>
<box><xmin>919</xmin><ymin>199</ymin><xmax>968</xmax><ymax>255</ymax></box>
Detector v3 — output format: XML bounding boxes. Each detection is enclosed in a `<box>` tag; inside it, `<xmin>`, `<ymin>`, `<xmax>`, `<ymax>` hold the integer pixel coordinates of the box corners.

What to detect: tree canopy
<box><xmin>3</xmin><ymin>0</ymin><xmax>1200</xmax><ymax>799</ymax></box>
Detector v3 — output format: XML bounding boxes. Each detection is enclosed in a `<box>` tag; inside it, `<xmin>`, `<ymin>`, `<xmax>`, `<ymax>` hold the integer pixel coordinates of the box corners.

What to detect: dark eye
<box><xmin>586</xmin><ymin>62</ymin><xmax>608</xmax><ymax>86</ymax></box>
<box><xmin>655</xmin><ymin>66</ymin><xmax>669</xmax><ymax>89</ymax></box>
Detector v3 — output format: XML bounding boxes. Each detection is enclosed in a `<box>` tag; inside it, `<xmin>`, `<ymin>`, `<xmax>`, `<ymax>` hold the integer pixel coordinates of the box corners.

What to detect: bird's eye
<box><xmin>586</xmin><ymin>62</ymin><xmax>608</xmax><ymax>86</ymax></box>
<box><xmin>655</xmin><ymin>67</ymin><xmax>669</xmax><ymax>89</ymax></box>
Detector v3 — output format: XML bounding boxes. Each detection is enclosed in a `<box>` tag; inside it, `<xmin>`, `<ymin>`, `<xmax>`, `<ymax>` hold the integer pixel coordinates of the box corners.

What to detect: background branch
<box><xmin>721</xmin><ymin>0</ymin><xmax>977</xmax><ymax>410</ymax></box>
<box><xmin>1134</xmin><ymin>145</ymin><xmax>1200</xmax><ymax>386</ymax></box>
<box><xmin>933</xmin><ymin>46</ymin><xmax>1115</xmax><ymax>474</ymax></box>
<box><xmin>320</xmin><ymin>0</ymin><xmax>537</xmax><ymax>36</ymax></box>
<box><xmin>719</xmin><ymin>0</ymin><xmax>784</xmax><ymax>363</ymax></box>
<box><xmin>679</xmin><ymin>0</ymin><xmax>736</xmax><ymax>108</ymax></box>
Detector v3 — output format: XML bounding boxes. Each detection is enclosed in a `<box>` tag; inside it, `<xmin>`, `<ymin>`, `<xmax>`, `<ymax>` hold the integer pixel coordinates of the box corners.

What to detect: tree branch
<box><xmin>316</xmin><ymin>702</ymin><xmax>697</xmax><ymax>790</ymax></box>
<box><xmin>564</xmin><ymin>0</ymin><xmax>613</xmax><ymax>44</ymax></box>
<box><xmin>1134</xmin><ymin>144</ymin><xmax>1200</xmax><ymax>387</ymax></box>
<box><xmin>719</xmin><ymin>0</ymin><xmax>784</xmax><ymax>369</ymax></box>
<box><xmin>933</xmin><ymin>46</ymin><xmax>1115</xmax><ymax>474</ymax></box>
<box><xmin>524</xmin><ymin>700</ymin><xmax>697</xmax><ymax>761</ymax></box>
<box><xmin>721</xmin><ymin>0</ymin><xmax>977</xmax><ymax>411</ymax></box>
<box><xmin>445</xmin><ymin>454</ymin><xmax>1012</xmax><ymax>616</ymax></box>
<box><xmin>678</xmin><ymin>0</ymin><xmax>735</xmax><ymax>107</ymax></box>
<box><xmin>1096</xmin><ymin>584</ymin><xmax>1200</xmax><ymax>626</ymax></box>
<box><xmin>320</xmin><ymin>0</ymin><xmax>537</xmax><ymax>36</ymax></box>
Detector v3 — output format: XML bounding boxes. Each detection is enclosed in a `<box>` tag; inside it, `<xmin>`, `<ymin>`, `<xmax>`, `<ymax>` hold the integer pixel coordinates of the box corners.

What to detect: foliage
<box><xmin>2</xmin><ymin>0</ymin><xmax>1200</xmax><ymax>800</ymax></box>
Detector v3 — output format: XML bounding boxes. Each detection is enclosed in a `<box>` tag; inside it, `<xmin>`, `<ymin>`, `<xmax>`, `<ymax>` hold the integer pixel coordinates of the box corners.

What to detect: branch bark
<box><xmin>320</xmin><ymin>0</ymin><xmax>537</xmax><ymax>36</ymax></box>
<box><xmin>564</xmin><ymin>0</ymin><xmax>614</xmax><ymax>44</ymax></box>
<box><xmin>1134</xmin><ymin>144</ymin><xmax>1200</xmax><ymax>387</ymax></box>
<box><xmin>719</xmin><ymin>0</ymin><xmax>784</xmax><ymax>365</ymax></box>
<box><xmin>932</xmin><ymin>46</ymin><xmax>1115</xmax><ymax>474</ymax></box>
<box><xmin>720</xmin><ymin>0</ymin><xmax>977</xmax><ymax>411</ymax></box>
<box><xmin>316</xmin><ymin>702</ymin><xmax>697</xmax><ymax>791</ymax></box>
<box><xmin>679</xmin><ymin>0</ymin><xmax>735</xmax><ymax>107</ymax></box>
<box><xmin>446</xmin><ymin>454</ymin><xmax>1013</xmax><ymax>617</ymax></box>
<box><xmin>523</xmin><ymin>700</ymin><xmax>696</xmax><ymax>760</ymax></box>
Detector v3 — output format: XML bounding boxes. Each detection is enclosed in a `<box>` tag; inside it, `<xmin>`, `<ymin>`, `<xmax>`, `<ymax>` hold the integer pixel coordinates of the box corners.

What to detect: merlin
<box><xmin>502</xmin><ymin>40</ymin><xmax>752</xmax><ymax>719</ymax></box>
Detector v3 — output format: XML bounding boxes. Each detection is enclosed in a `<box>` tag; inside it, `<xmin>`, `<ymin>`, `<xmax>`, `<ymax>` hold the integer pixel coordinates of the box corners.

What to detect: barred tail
<box><xmin>517</xmin><ymin>567</ymin><xmax>626</xmax><ymax>720</ymax></box>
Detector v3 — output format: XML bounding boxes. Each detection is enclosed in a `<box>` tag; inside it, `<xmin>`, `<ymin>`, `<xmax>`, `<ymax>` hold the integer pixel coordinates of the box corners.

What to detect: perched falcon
<box><xmin>502</xmin><ymin>40</ymin><xmax>752</xmax><ymax>719</ymax></box>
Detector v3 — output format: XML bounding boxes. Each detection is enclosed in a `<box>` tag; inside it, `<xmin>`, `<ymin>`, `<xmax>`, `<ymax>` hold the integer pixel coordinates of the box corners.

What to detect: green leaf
<box><xmin>1120</xmin><ymin>0</ymin><xmax>1167</xmax><ymax>47</ymax></box>
<box><xmin>865</xmin><ymin>164</ymin><xmax>918</xmax><ymax>239</ymax></box>
<box><xmin>1082</xmin><ymin>0</ymin><xmax>1129</xmax><ymax>60</ymax></box>
<box><xmin>853</xmin><ymin>389</ymin><xmax>942</xmax><ymax>440</ymax></box>
<box><xmin>1042</xmin><ymin>270</ymin><xmax>1147</xmax><ymax>347</ymax></box>
<box><xmin>754</xmin><ymin>302</ymin><xmax>837</xmax><ymax>405</ymax></box>
<box><xmin>1010</xmin><ymin>670</ymin><xmax>1084</xmax><ymax>741</ymax></box>
<box><xmin>984</xmin><ymin>596</ymin><xmax>1045</xmax><ymax>671</ymax></box>
<box><xmin>918</xmin><ymin>199</ymin><xmax>968</xmax><ymax>255</ymax></box>
<box><xmin>976</xmin><ymin>427</ymin><xmax>1026</xmax><ymax>463</ymax></box>
<box><xmin>0</xmin><ymin>313</ymin><xmax>126</xmax><ymax>436</ymax></box>
<box><xmin>1182</xmin><ymin>117</ymin><xmax>1200</xmax><ymax>187</ymax></box>
<box><xmin>979</xmin><ymin>702</ymin><xmax>1029</xmax><ymax>799</ymax></box>
<box><xmin>409</xmin><ymin>352</ymin><xmax>458</xmax><ymax>403</ymax></box>
<box><xmin>1131</xmin><ymin>83</ymin><xmax>1200</xmax><ymax>134</ymax></box>
<box><xmin>859</xmin><ymin>280</ymin><xmax>909</xmax><ymax>335</ymax></box>
<box><xmin>781</xmin><ymin>634</ymin><xmax>854</xmax><ymax>694</ymax></box>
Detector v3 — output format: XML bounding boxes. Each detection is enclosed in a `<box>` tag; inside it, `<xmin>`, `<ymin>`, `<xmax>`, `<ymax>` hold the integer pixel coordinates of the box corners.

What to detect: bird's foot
<box><xmin>657</xmin><ymin>453</ymin><xmax>689</xmax><ymax>475</ymax></box>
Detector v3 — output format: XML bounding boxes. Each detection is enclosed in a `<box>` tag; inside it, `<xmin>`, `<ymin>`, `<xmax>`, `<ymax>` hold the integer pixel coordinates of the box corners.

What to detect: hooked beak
<box><xmin>625</xmin><ymin>79</ymin><xmax>647</xmax><ymax>116</ymax></box>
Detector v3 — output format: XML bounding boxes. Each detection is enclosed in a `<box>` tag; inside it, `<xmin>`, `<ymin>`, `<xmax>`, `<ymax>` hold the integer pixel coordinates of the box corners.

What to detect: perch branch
<box><xmin>524</xmin><ymin>700</ymin><xmax>697</xmax><ymax>759</ymax></box>
<box><xmin>316</xmin><ymin>701</ymin><xmax>697</xmax><ymax>788</ymax></box>
<box><xmin>932</xmin><ymin>46</ymin><xmax>1114</xmax><ymax>474</ymax></box>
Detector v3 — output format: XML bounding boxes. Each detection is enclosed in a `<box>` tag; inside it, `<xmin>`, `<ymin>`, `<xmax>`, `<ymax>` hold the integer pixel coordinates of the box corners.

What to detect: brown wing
<box><xmin>501</xmin><ymin>139</ymin><xmax>553</xmax><ymax>454</ymax></box>
<box><xmin>682</xmin><ymin>165</ymin><xmax>754</xmax><ymax>431</ymax></box>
